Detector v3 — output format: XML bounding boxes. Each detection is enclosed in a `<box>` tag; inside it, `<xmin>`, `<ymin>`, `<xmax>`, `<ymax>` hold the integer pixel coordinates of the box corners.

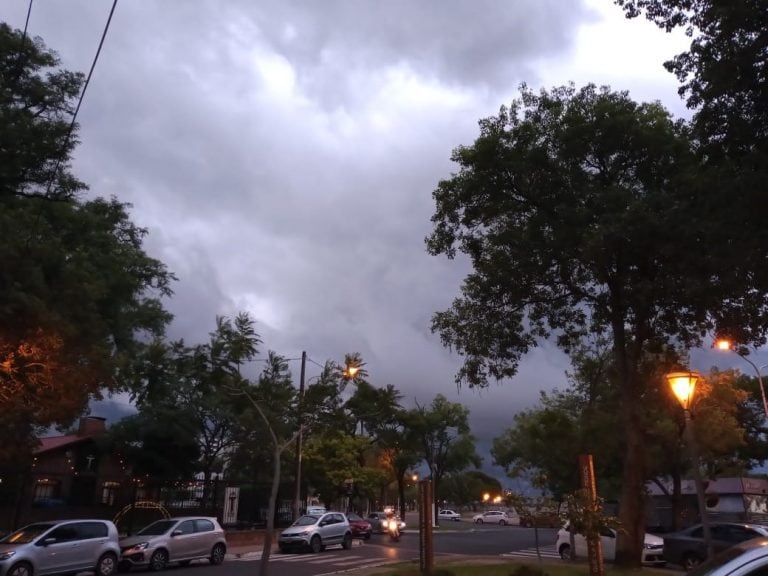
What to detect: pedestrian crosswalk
<box><xmin>502</xmin><ymin>544</ymin><xmax>561</xmax><ymax>560</ymax></box>
<box><xmin>232</xmin><ymin>551</ymin><xmax>398</xmax><ymax>570</ymax></box>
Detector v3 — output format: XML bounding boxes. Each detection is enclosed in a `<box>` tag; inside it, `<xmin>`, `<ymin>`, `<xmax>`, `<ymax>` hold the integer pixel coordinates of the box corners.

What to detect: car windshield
<box><xmin>293</xmin><ymin>515</ymin><xmax>320</xmax><ymax>526</ymax></box>
<box><xmin>137</xmin><ymin>520</ymin><xmax>177</xmax><ymax>536</ymax></box>
<box><xmin>0</xmin><ymin>523</ymin><xmax>55</xmax><ymax>544</ymax></box>
<box><xmin>347</xmin><ymin>513</ymin><xmax>362</xmax><ymax>522</ymax></box>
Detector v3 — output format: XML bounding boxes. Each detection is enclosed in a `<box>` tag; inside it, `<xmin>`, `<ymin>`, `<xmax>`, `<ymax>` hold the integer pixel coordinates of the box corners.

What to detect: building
<box><xmin>646</xmin><ymin>477</ymin><xmax>768</xmax><ymax>531</ymax></box>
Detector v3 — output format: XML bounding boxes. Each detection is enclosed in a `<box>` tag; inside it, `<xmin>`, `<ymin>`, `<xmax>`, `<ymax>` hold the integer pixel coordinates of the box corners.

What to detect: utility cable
<box><xmin>44</xmin><ymin>0</ymin><xmax>119</xmax><ymax>198</ymax></box>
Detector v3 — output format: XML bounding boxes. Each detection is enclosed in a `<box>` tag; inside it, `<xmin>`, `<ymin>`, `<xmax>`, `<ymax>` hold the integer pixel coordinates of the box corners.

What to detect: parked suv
<box><xmin>0</xmin><ymin>519</ymin><xmax>119</xmax><ymax>576</ymax></box>
<box><xmin>278</xmin><ymin>512</ymin><xmax>353</xmax><ymax>553</ymax></box>
<box><xmin>118</xmin><ymin>516</ymin><xmax>226</xmax><ymax>571</ymax></box>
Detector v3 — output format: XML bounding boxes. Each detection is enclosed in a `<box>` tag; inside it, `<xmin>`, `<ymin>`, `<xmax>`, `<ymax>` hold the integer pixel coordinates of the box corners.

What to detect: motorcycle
<box><xmin>386</xmin><ymin>518</ymin><xmax>401</xmax><ymax>542</ymax></box>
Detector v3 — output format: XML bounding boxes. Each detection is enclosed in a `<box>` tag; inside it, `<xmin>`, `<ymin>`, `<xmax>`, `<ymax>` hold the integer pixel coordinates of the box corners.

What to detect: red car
<box><xmin>346</xmin><ymin>513</ymin><xmax>372</xmax><ymax>539</ymax></box>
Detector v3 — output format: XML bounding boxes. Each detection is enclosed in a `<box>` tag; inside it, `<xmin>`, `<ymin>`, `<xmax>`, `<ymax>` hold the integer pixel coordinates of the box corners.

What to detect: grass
<box><xmin>370</xmin><ymin>558</ymin><xmax>675</xmax><ymax>576</ymax></box>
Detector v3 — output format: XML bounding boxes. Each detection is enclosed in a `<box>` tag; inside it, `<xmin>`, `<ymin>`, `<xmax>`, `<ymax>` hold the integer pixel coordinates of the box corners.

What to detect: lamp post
<box><xmin>666</xmin><ymin>371</ymin><xmax>713</xmax><ymax>561</ymax></box>
<box><xmin>714</xmin><ymin>339</ymin><xmax>768</xmax><ymax>419</ymax></box>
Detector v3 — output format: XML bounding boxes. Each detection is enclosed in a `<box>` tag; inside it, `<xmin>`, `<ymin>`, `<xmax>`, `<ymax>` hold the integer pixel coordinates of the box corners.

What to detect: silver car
<box><xmin>0</xmin><ymin>519</ymin><xmax>119</xmax><ymax>576</ymax></box>
<box><xmin>118</xmin><ymin>516</ymin><xmax>226</xmax><ymax>571</ymax></box>
<box><xmin>278</xmin><ymin>512</ymin><xmax>353</xmax><ymax>553</ymax></box>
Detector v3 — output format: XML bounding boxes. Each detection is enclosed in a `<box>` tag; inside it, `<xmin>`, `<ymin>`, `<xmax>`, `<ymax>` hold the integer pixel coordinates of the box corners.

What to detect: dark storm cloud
<box><xmin>1</xmin><ymin>0</ymin><xmax>689</xmax><ymax>480</ymax></box>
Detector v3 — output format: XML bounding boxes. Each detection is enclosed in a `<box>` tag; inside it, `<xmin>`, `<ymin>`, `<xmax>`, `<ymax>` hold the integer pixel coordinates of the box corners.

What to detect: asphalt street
<box><xmin>141</xmin><ymin>525</ymin><xmax>561</xmax><ymax>576</ymax></box>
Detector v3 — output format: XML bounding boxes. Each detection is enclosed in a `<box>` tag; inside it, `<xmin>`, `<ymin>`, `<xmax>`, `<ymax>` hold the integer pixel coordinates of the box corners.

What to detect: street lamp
<box><xmin>666</xmin><ymin>371</ymin><xmax>713</xmax><ymax>560</ymax></box>
<box><xmin>714</xmin><ymin>338</ymin><xmax>768</xmax><ymax>419</ymax></box>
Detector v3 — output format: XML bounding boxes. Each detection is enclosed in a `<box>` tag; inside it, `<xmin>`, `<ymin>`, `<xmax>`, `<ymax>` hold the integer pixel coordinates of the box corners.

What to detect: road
<box><xmin>147</xmin><ymin>525</ymin><xmax>561</xmax><ymax>576</ymax></box>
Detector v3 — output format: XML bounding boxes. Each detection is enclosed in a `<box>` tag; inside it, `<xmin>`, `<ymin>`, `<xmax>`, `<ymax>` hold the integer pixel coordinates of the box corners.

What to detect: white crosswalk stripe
<box><xmin>232</xmin><ymin>552</ymin><xmax>394</xmax><ymax>569</ymax></box>
<box><xmin>502</xmin><ymin>544</ymin><xmax>561</xmax><ymax>560</ymax></box>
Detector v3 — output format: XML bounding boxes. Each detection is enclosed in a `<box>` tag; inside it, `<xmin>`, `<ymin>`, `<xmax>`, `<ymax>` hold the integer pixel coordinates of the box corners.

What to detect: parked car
<box><xmin>0</xmin><ymin>518</ymin><xmax>120</xmax><ymax>576</ymax></box>
<box><xmin>366</xmin><ymin>511</ymin><xmax>406</xmax><ymax>533</ymax></box>
<box><xmin>346</xmin><ymin>513</ymin><xmax>372</xmax><ymax>539</ymax></box>
<box><xmin>472</xmin><ymin>510</ymin><xmax>519</xmax><ymax>525</ymax></box>
<box><xmin>663</xmin><ymin>522</ymin><xmax>768</xmax><ymax>570</ymax></box>
<box><xmin>118</xmin><ymin>516</ymin><xmax>227</xmax><ymax>571</ymax></box>
<box><xmin>438</xmin><ymin>510</ymin><xmax>462</xmax><ymax>522</ymax></box>
<box><xmin>676</xmin><ymin>537</ymin><xmax>768</xmax><ymax>576</ymax></box>
<box><xmin>278</xmin><ymin>512</ymin><xmax>353</xmax><ymax>553</ymax></box>
<box><xmin>556</xmin><ymin>521</ymin><xmax>665</xmax><ymax>566</ymax></box>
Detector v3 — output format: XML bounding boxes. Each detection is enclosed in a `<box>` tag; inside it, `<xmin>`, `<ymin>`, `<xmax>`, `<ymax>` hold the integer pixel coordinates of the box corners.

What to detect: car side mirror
<box><xmin>171</xmin><ymin>530</ymin><xmax>183</xmax><ymax>537</ymax></box>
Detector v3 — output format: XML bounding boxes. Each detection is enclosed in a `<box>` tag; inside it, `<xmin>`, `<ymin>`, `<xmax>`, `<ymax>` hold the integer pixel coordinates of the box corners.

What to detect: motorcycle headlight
<box><xmin>0</xmin><ymin>551</ymin><xmax>16</xmax><ymax>561</ymax></box>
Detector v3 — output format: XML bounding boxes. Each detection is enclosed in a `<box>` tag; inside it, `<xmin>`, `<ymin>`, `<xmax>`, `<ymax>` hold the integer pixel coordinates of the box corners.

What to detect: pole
<box><xmin>684</xmin><ymin>409</ymin><xmax>713</xmax><ymax>560</ymax></box>
<box><xmin>292</xmin><ymin>351</ymin><xmax>307</xmax><ymax>521</ymax></box>
<box><xmin>419</xmin><ymin>479</ymin><xmax>434</xmax><ymax>574</ymax></box>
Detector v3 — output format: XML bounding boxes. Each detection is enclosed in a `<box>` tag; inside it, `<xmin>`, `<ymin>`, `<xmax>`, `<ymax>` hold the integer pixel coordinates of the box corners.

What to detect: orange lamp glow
<box><xmin>666</xmin><ymin>371</ymin><xmax>702</xmax><ymax>411</ymax></box>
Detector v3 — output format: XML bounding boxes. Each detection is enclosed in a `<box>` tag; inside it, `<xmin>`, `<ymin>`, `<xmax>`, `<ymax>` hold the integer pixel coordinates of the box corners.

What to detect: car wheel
<box><xmin>310</xmin><ymin>535</ymin><xmax>322</xmax><ymax>554</ymax></box>
<box><xmin>96</xmin><ymin>552</ymin><xmax>118</xmax><ymax>576</ymax></box>
<box><xmin>683</xmin><ymin>553</ymin><xmax>703</xmax><ymax>571</ymax></box>
<box><xmin>8</xmin><ymin>562</ymin><xmax>33</xmax><ymax>576</ymax></box>
<box><xmin>278</xmin><ymin>545</ymin><xmax>289</xmax><ymax>554</ymax></box>
<box><xmin>209</xmin><ymin>543</ymin><xmax>226</xmax><ymax>565</ymax></box>
<box><xmin>342</xmin><ymin>533</ymin><xmax>353</xmax><ymax>550</ymax></box>
<box><xmin>559</xmin><ymin>544</ymin><xmax>572</xmax><ymax>561</ymax></box>
<box><xmin>499</xmin><ymin>519</ymin><xmax>507</xmax><ymax>526</ymax></box>
<box><xmin>149</xmin><ymin>549</ymin><xmax>169</xmax><ymax>571</ymax></box>
<box><xmin>364</xmin><ymin>532</ymin><xmax>371</xmax><ymax>540</ymax></box>
<box><xmin>475</xmin><ymin>519</ymin><xmax>483</xmax><ymax>524</ymax></box>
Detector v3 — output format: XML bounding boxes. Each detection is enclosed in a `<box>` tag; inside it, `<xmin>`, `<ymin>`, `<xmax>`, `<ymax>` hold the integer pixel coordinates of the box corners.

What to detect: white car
<box><xmin>438</xmin><ymin>509</ymin><xmax>462</xmax><ymax>522</ymax></box>
<box><xmin>556</xmin><ymin>522</ymin><xmax>665</xmax><ymax>566</ymax></box>
<box><xmin>472</xmin><ymin>510</ymin><xmax>518</xmax><ymax>526</ymax></box>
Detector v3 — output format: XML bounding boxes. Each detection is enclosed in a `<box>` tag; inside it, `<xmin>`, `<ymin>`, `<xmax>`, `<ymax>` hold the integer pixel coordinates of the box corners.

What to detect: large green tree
<box><xmin>407</xmin><ymin>394</ymin><xmax>480</xmax><ymax>523</ymax></box>
<box><xmin>426</xmin><ymin>84</ymin><xmax>768</xmax><ymax>566</ymax></box>
<box><xmin>616</xmin><ymin>0</ymin><xmax>768</xmax><ymax>162</ymax></box>
<box><xmin>0</xmin><ymin>24</ymin><xmax>173</xmax><ymax>467</ymax></box>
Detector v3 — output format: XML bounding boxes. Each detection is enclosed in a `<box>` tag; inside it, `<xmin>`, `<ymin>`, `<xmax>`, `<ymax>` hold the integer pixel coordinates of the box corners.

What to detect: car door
<box><xmin>193</xmin><ymin>519</ymin><xmax>217</xmax><ymax>557</ymax></box>
<box><xmin>70</xmin><ymin>521</ymin><xmax>110</xmax><ymax>572</ymax></box>
<box><xmin>168</xmin><ymin>520</ymin><xmax>197</xmax><ymax>560</ymax></box>
<box><xmin>35</xmin><ymin>523</ymin><xmax>80</xmax><ymax>575</ymax></box>
<box><xmin>600</xmin><ymin>528</ymin><xmax>617</xmax><ymax>560</ymax></box>
<box><xmin>331</xmin><ymin>513</ymin><xmax>346</xmax><ymax>543</ymax></box>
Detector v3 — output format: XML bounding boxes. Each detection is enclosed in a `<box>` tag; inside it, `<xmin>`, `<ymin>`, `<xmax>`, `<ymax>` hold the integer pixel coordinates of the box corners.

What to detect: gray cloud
<box><xmin>1</xmin><ymin>0</ymin><xmax>688</xmax><ymax>484</ymax></box>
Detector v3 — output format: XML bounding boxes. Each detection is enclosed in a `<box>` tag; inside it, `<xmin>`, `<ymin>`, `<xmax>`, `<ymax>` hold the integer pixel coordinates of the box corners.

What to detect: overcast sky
<box><xmin>4</xmin><ymin>0</ymin><xmax>733</xmax><ymax>480</ymax></box>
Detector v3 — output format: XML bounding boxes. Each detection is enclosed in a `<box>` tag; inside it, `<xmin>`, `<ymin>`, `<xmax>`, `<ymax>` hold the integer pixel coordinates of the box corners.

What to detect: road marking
<box><xmin>502</xmin><ymin>545</ymin><xmax>560</xmax><ymax>560</ymax></box>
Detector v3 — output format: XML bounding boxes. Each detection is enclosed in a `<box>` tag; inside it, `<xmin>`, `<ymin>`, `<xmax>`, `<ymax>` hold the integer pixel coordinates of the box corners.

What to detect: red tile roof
<box><xmin>35</xmin><ymin>434</ymin><xmax>96</xmax><ymax>454</ymax></box>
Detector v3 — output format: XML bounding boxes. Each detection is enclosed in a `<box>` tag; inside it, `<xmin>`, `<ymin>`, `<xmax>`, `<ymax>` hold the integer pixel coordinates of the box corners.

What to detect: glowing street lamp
<box><xmin>714</xmin><ymin>338</ymin><xmax>768</xmax><ymax>419</ymax></box>
<box><xmin>666</xmin><ymin>371</ymin><xmax>713</xmax><ymax>560</ymax></box>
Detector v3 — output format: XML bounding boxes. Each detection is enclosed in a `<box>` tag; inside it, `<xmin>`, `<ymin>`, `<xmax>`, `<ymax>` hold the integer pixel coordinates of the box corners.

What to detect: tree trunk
<box><xmin>259</xmin><ymin>446</ymin><xmax>281</xmax><ymax>576</ymax></box>
<box><xmin>615</xmin><ymin>379</ymin><xmax>647</xmax><ymax>568</ymax></box>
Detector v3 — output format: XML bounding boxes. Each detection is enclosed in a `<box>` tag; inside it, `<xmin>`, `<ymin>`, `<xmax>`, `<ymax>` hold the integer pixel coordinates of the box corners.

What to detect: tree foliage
<box><xmin>426</xmin><ymin>83</ymin><xmax>768</xmax><ymax>566</ymax></box>
<box><xmin>0</xmin><ymin>24</ymin><xmax>173</xmax><ymax>467</ymax></box>
<box><xmin>616</xmin><ymin>0</ymin><xmax>768</xmax><ymax>161</ymax></box>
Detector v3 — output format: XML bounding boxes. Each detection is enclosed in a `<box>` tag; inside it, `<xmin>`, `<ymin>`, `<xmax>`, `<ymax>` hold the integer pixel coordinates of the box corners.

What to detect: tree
<box><xmin>426</xmin><ymin>83</ymin><xmax>768</xmax><ymax>566</ymax></box>
<box><xmin>616</xmin><ymin>1</ymin><xmax>768</xmax><ymax>162</ymax></box>
<box><xmin>0</xmin><ymin>24</ymin><xmax>173</xmax><ymax>469</ymax></box>
<box><xmin>440</xmin><ymin>470</ymin><xmax>501</xmax><ymax>509</ymax></box>
<box><xmin>408</xmin><ymin>394</ymin><xmax>481</xmax><ymax>522</ymax></box>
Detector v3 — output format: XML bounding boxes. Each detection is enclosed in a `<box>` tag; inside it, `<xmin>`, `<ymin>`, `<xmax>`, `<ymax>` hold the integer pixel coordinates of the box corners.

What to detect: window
<box><xmin>195</xmin><ymin>519</ymin><xmax>214</xmax><ymax>533</ymax></box>
<box><xmin>175</xmin><ymin>520</ymin><xmax>195</xmax><ymax>535</ymax></box>
<box><xmin>101</xmin><ymin>481</ymin><xmax>120</xmax><ymax>506</ymax></box>
<box><xmin>74</xmin><ymin>522</ymin><xmax>108</xmax><ymax>540</ymax></box>
<box><xmin>46</xmin><ymin>524</ymin><xmax>78</xmax><ymax>543</ymax></box>
<box><xmin>32</xmin><ymin>479</ymin><xmax>59</xmax><ymax>502</ymax></box>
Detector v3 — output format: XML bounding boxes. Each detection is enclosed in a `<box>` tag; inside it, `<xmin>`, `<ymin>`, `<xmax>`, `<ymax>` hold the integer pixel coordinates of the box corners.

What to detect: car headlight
<box><xmin>129</xmin><ymin>542</ymin><xmax>149</xmax><ymax>551</ymax></box>
<box><xmin>0</xmin><ymin>551</ymin><xmax>16</xmax><ymax>561</ymax></box>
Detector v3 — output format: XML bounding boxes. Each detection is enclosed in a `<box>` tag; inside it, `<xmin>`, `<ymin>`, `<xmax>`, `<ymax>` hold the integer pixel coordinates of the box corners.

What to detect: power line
<box><xmin>44</xmin><ymin>0</ymin><xmax>119</xmax><ymax>198</ymax></box>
